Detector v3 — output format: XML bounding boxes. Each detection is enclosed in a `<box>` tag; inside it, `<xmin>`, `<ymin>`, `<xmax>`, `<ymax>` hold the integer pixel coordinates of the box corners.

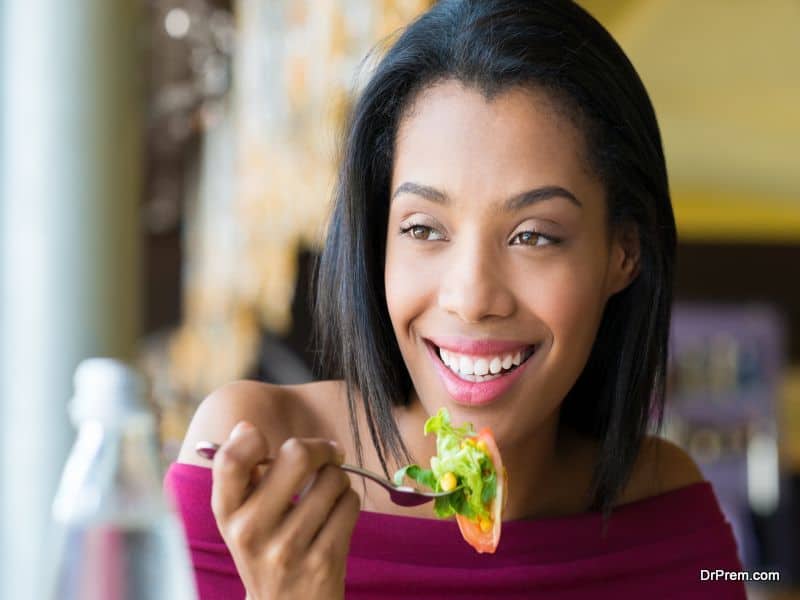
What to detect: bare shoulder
<box><xmin>176</xmin><ymin>379</ymin><xmax>345</xmax><ymax>466</ymax></box>
<box><xmin>616</xmin><ymin>435</ymin><xmax>706</xmax><ymax>506</ymax></box>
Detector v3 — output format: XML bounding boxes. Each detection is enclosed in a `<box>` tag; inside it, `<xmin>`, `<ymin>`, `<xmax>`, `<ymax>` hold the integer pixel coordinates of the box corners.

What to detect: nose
<box><xmin>437</xmin><ymin>237</ymin><xmax>515</xmax><ymax>323</ymax></box>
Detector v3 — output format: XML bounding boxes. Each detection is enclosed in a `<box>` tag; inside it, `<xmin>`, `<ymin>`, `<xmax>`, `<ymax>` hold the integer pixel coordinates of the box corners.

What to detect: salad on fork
<box><xmin>393</xmin><ymin>407</ymin><xmax>508</xmax><ymax>554</ymax></box>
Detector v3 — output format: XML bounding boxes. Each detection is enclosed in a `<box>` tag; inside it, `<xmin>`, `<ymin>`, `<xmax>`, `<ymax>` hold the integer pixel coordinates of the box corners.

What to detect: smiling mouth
<box><xmin>428</xmin><ymin>342</ymin><xmax>537</xmax><ymax>383</ymax></box>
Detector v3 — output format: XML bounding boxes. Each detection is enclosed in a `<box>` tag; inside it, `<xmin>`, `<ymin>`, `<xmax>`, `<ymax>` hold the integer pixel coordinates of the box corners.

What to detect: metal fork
<box><xmin>195</xmin><ymin>441</ymin><xmax>462</xmax><ymax>507</ymax></box>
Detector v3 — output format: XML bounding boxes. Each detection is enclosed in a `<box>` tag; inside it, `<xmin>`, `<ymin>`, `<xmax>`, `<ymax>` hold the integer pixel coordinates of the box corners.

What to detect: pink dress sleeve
<box><xmin>164</xmin><ymin>463</ymin><xmax>246</xmax><ymax>600</ymax></box>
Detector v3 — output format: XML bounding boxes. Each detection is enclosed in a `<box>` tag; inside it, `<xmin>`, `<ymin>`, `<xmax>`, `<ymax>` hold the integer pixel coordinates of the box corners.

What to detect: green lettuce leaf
<box><xmin>392</xmin><ymin>464</ymin><xmax>437</xmax><ymax>490</ymax></box>
<box><xmin>392</xmin><ymin>407</ymin><xmax>497</xmax><ymax>520</ymax></box>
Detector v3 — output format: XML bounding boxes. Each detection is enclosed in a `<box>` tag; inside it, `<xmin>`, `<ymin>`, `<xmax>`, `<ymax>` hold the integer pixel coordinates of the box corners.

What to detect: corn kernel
<box><xmin>479</xmin><ymin>517</ymin><xmax>492</xmax><ymax>532</ymax></box>
<box><xmin>476</xmin><ymin>439</ymin><xmax>488</xmax><ymax>454</ymax></box>
<box><xmin>439</xmin><ymin>471</ymin><xmax>458</xmax><ymax>491</ymax></box>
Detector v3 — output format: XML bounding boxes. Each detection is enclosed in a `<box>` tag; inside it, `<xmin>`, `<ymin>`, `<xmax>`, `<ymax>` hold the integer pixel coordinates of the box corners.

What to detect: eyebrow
<box><xmin>390</xmin><ymin>181</ymin><xmax>583</xmax><ymax>210</ymax></box>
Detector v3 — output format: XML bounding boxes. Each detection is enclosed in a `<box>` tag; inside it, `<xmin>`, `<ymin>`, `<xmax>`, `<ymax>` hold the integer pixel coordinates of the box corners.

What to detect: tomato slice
<box><xmin>455</xmin><ymin>427</ymin><xmax>507</xmax><ymax>554</ymax></box>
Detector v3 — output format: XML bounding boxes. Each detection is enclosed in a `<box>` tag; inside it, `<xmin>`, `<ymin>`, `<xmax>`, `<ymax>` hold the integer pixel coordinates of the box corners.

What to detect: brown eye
<box><xmin>400</xmin><ymin>223</ymin><xmax>445</xmax><ymax>241</ymax></box>
<box><xmin>510</xmin><ymin>230</ymin><xmax>558</xmax><ymax>247</ymax></box>
<box><xmin>517</xmin><ymin>231</ymin><xmax>540</xmax><ymax>245</ymax></box>
<box><xmin>411</xmin><ymin>225</ymin><xmax>431</xmax><ymax>239</ymax></box>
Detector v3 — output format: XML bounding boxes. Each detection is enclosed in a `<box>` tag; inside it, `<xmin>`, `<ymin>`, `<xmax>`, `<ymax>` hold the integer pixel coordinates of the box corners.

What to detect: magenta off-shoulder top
<box><xmin>164</xmin><ymin>462</ymin><xmax>746</xmax><ymax>599</ymax></box>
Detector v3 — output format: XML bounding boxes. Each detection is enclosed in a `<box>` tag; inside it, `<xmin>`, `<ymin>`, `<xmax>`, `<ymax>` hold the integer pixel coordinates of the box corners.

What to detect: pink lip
<box><xmin>425</xmin><ymin>336</ymin><xmax>533</xmax><ymax>356</ymax></box>
<box><xmin>424</xmin><ymin>340</ymin><xmax>536</xmax><ymax>407</ymax></box>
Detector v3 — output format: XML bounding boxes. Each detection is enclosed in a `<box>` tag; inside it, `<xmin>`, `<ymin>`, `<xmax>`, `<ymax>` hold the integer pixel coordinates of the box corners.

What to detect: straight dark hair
<box><xmin>312</xmin><ymin>0</ymin><xmax>675</xmax><ymax>520</ymax></box>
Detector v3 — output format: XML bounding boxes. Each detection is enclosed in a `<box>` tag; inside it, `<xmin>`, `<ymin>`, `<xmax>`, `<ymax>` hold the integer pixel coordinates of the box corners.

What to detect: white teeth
<box><xmin>445</xmin><ymin>353</ymin><xmax>454</xmax><ymax>368</ymax></box>
<box><xmin>435</xmin><ymin>344</ymin><xmax>535</xmax><ymax>381</ymax></box>
<box><xmin>473</xmin><ymin>358</ymin><xmax>489</xmax><ymax>376</ymax></box>
<box><xmin>459</xmin><ymin>356</ymin><xmax>474</xmax><ymax>375</ymax></box>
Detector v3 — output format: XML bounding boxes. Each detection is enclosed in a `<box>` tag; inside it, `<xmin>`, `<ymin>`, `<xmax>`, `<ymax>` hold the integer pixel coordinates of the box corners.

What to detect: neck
<box><xmin>503</xmin><ymin>419</ymin><xmax>594</xmax><ymax>519</ymax></box>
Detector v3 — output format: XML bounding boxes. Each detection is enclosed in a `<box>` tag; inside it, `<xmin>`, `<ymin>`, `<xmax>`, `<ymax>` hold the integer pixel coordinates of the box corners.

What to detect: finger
<box><xmin>271</xmin><ymin>464</ymin><xmax>351</xmax><ymax>553</ymax></box>
<box><xmin>211</xmin><ymin>421</ymin><xmax>270</xmax><ymax>521</ymax></box>
<box><xmin>239</xmin><ymin>437</ymin><xmax>343</xmax><ymax>534</ymax></box>
<box><xmin>308</xmin><ymin>487</ymin><xmax>361</xmax><ymax>559</ymax></box>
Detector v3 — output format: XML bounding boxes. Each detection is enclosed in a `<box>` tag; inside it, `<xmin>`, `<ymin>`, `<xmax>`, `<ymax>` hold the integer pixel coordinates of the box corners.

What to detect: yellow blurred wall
<box><xmin>579</xmin><ymin>0</ymin><xmax>800</xmax><ymax>243</ymax></box>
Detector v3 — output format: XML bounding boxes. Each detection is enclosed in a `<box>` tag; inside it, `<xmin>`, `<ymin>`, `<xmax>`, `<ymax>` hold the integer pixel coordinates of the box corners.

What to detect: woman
<box><xmin>165</xmin><ymin>1</ymin><xmax>746</xmax><ymax>598</ymax></box>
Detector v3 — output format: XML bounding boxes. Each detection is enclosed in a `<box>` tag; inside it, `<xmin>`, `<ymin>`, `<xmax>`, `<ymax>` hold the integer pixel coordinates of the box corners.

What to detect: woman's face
<box><xmin>384</xmin><ymin>80</ymin><xmax>637</xmax><ymax>443</ymax></box>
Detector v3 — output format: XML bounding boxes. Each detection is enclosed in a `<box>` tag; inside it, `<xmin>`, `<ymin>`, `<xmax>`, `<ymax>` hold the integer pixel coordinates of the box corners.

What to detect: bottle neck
<box><xmin>53</xmin><ymin>414</ymin><xmax>166</xmax><ymax>526</ymax></box>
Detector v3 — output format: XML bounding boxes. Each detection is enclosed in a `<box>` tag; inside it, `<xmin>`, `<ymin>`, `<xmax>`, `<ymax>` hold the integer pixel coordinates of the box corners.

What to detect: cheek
<box><xmin>384</xmin><ymin>242</ymin><xmax>437</xmax><ymax>337</ymax></box>
<box><xmin>520</xmin><ymin>258</ymin><xmax>607</xmax><ymax>348</ymax></box>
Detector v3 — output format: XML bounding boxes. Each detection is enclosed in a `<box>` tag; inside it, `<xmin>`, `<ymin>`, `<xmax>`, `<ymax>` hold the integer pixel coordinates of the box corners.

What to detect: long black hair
<box><xmin>312</xmin><ymin>0</ymin><xmax>675</xmax><ymax>520</ymax></box>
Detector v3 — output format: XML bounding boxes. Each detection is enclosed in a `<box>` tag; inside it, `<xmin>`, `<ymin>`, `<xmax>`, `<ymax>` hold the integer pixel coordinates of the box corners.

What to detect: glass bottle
<box><xmin>43</xmin><ymin>357</ymin><xmax>198</xmax><ymax>599</ymax></box>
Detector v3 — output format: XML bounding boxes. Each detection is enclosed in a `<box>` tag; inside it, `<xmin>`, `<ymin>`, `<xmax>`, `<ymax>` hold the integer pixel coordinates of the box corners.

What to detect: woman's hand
<box><xmin>211</xmin><ymin>420</ymin><xmax>360</xmax><ymax>600</ymax></box>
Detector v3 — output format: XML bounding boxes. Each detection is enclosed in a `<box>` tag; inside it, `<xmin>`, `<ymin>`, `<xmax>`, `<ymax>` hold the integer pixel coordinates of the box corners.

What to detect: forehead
<box><xmin>391</xmin><ymin>80</ymin><xmax>597</xmax><ymax>204</ymax></box>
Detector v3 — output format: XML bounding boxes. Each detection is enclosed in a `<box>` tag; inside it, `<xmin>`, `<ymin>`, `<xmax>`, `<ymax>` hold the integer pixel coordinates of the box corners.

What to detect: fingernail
<box><xmin>229</xmin><ymin>421</ymin><xmax>253</xmax><ymax>440</ymax></box>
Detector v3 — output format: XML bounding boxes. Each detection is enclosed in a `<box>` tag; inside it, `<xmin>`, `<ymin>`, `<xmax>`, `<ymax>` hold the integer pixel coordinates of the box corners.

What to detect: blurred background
<box><xmin>1</xmin><ymin>0</ymin><xmax>798</xmax><ymax>597</ymax></box>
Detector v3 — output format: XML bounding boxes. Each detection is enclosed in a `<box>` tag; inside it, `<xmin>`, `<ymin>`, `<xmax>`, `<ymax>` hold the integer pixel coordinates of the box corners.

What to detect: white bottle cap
<box><xmin>69</xmin><ymin>357</ymin><xmax>150</xmax><ymax>426</ymax></box>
